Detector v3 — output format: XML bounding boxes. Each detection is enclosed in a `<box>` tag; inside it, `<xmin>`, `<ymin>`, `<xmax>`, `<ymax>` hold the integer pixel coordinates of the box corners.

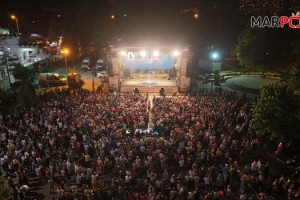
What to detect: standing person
<box><xmin>140</xmin><ymin>193</ymin><xmax>148</xmax><ymax>200</ymax></box>
<box><xmin>48</xmin><ymin>177</ymin><xmax>55</xmax><ymax>194</ymax></box>
<box><xmin>240</xmin><ymin>193</ymin><xmax>247</xmax><ymax>200</ymax></box>
<box><xmin>204</xmin><ymin>175</ymin><xmax>210</xmax><ymax>190</ymax></box>
<box><xmin>91</xmin><ymin>173</ymin><xmax>98</xmax><ymax>186</ymax></box>
<box><xmin>240</xmin><ymin>177</ymin><xmax>246</xmax><ymax>194</ymax></box>
<box><xmin>66</xmin><ymin>170</ymin><xmax>71</xmax><ymax>186</ymax></box>
<box><xmin>275</xmin><ymin>142</ymin><xmax>283</xmax><ymax>157</ymax></box>
<box><xmin>226</xmin><ymin>185</ymin><xmax>232</xmax><ymax>198</ymax></box>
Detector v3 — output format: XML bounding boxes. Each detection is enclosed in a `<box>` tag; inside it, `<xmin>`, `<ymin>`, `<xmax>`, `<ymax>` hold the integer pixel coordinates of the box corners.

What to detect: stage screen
<box><xmin>120</xmin><ymin>52</ymin><xmax>175</xmax><ymax>70</ymax></box>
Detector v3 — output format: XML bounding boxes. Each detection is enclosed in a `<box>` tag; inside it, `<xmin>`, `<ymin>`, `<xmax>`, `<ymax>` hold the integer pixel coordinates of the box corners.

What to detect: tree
<box><xmin>236</xmin><ymin>27</ymin><xmax>267</xmax><ymax>71</ymax></box>
<box><xmin>12</xmin><ymin>64</ymin><xmax>31</xmax><ymax>80</ymax></box>
<box><xmin>252</xmin><ymin>82</ymin><xmax>300</xmax><ymax>142</ymax></box>
<box><xmin>12</xmin><ymin>64</ymin><xmax>37</xmax><ymax>108</ymax></box>
<box><xmin>236</xmin><ymin>25</ymin><xmax>299</xmax><ymax>73</ymax></box>
<box><xmin>286</xmin><ymin>68</ymin><xmax>300</xmax><ymax>95</ymax></box>
<box><xmin>16</xmin><ymin>80</ymin><xmax>37</xmax><ymax>107</ymax></box>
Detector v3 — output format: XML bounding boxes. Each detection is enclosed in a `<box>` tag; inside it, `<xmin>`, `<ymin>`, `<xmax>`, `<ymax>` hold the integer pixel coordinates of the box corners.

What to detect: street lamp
<box><xmin>11</xmin><ymin>15</ymin><xmax>20</xmax><ymax>34</ymax></box>
<box><xmin>62</xmin><ymin>48</ymin><xmax>69</xmax><ymax>86</ymax></box>
<box><xmin>211</xmin><ymin>52</ymin><xmax>219</xmax><ymax>61</ymax></box>
<box><xmin>210</xmin><ymin>51</ymin><xmax>221</xmax><ymax>92</ymax></box>
<box><xmin>194</xmin><ymin>13</ymin><xmax>199</xmax><ymax>20</ymax></box>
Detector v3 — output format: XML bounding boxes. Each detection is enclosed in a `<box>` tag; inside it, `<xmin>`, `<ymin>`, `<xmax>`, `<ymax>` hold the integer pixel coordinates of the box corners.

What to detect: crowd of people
<box><xmin>0</xmin><ymin>88</ymin><xmax>299</xmax><ymax>200</ymax></box>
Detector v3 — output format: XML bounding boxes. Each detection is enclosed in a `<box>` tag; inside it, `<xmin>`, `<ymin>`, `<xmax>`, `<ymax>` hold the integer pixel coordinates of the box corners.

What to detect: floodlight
<box><xmin>173</xmin><ymin>51</ymin><xmax>180</xmax><ymax>57</ymax></box>
<box><xmin>153</xmin><ymin>50</ymin><xmax>159</xmax><ymax>57</ymax></box>
<box><xmin>140</xmin><ymin>50</ymin><xmax>146</xmax><ymax>57</ymax></box>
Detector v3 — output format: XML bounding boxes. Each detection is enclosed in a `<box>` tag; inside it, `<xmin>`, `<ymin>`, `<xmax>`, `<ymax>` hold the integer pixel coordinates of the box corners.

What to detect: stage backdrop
<box><xmin>120</xmin><ymin>52</ymin><xmax>175</xmax><ymax>70</ymax></box>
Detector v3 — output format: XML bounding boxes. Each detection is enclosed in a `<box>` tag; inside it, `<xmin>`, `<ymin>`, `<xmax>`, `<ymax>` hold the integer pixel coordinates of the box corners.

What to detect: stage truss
<box><xmin>108</xmin><ymin>46</ymin><xmax>191</xmax><ymax>93</ymax></box>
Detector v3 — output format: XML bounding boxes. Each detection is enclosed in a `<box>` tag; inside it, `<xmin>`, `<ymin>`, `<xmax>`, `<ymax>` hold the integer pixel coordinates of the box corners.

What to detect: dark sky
<box><xmin>1</xmin><ymin>0</ymin><xmax>246</xmax><ymax>57</ymax></box>
<box><xmin>1</xmin><ymin>0</ymin><xmax>197</xmax><ymax>12</ymax></box>
<box><xmin>1</xmin><ymin>0</ymin><xmax>299</xmax><ymax>63</ymax></box>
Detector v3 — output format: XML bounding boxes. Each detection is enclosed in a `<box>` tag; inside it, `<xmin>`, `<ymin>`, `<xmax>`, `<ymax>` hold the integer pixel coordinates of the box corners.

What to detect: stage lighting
<box><xmin>173</xmin><ymin>51</ymin><xmax>180</xmax><ymax>57</ymax></box>
<box><xmin>128</xmin><ymin>52</ymin><xmax>134</xmax><ymax>59</ymax></box>
<box><xmin>153</xmin><ymin>50</ymin><xmax>159</xmax><ymax>57</ymax></box>
<box><xmin>140</xmin><ymin>50</ymin><xmax>146</xmax><ymax>57</ymax></box>
<box><xmin>120</xmin><ymin>51</ymin><xmax>126</xmax><ymax>56</ymax></box>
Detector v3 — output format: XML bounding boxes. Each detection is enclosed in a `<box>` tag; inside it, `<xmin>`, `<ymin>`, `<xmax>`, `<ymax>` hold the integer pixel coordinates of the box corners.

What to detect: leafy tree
<box><xmin>236</xmin><ymin>25</ymin><xmax>298</xmax><ymax>73</ymax></box>
<box><xmin>16</xmin><ymin>80</ymin><xmax>37</xmax><ymax>108</ymax></box>
<box><xmin>12</xmin><ymin>64</ymin><xmax>31</xmax><ymax>80</ymax></box>
<box><xmin>236</xmin><ymin>27</ymin><xmax>267</xmax><ymax>71</ymax></box>
<box><xmin>283</xmin><ymin>36</ymin><xmax>300</xmax><ymax>93</ymax></box>
<box><xmin>252</xmin><ymin>83</ymin><xmax>300</xmax><ymax>142</ymax></box>
<box><xmin>286</xmin><ymin>68</ymin><xmax>300</xmax><ymax>95</ymax></box>
<box><xmin>12</xmin><ymin>65</ymin><xmax>37</xmax><ymax>108</ymax></box>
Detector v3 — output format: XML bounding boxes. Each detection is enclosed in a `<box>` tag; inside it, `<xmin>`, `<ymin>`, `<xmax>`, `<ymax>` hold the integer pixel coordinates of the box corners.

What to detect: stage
<box><xmin>108</xmin><ymin>46</ymin><xmax>191</xmax><ymax>93</ymax></box>
<box><xmin>120</xmin><ymin>76</ymin><xmax>178</xmax><ymax>93</ymax></box>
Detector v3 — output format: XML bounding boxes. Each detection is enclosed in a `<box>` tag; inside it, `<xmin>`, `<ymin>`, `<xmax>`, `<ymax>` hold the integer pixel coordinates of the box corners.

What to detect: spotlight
<box><xmin>120</xmin><ymin>51</ymin><xmax>126</xmax><ymax>56</ymax></box>
<box><xmin>173</xmin><ymin>51</ymin><xmax>180</xmax><ymax>57</ymax></box>
<box><xmin>140</xmin><ymin>50</ymin><xmax>146</xmax><ymax>57</ymax></box>
<box><xmin>153</xmin><ymin>50</ymin><xmax>159</xmax><ymax>57</ymax></box>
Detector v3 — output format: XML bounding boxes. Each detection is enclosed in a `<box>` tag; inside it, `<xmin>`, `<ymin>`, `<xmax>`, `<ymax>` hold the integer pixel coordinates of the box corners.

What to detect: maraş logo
<box><xmin>250</xmin><ymin>11</ymin><xmax>300</xmax><ymax>28</ymax></box>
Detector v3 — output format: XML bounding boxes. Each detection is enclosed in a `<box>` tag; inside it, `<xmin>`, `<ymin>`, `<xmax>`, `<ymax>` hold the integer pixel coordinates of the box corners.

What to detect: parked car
<box><xmin>97</xmin><ymin>71</ymin><xmax>108</xmax><ymax>78</ymax></box>
<box><xmin>81</xmin><ymin>58</ymin><xmax>92</xmax><ymax>71</ymax></box>
<box><xmin>38</xmin><ymin>73</ymin><xmax>66</xmax><ymax>87</ymax></box>
<box><xmin>95</xmin><ymin>59</ymin><xmax>106</xmax><ymax>70</ymax></box>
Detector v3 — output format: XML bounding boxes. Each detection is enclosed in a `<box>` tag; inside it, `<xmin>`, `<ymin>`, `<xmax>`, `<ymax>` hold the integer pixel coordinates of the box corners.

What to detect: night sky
<box><xmin>1</xmin><ymin>0</ymin><xmax>298</xmax><ymax>58</ymax></box>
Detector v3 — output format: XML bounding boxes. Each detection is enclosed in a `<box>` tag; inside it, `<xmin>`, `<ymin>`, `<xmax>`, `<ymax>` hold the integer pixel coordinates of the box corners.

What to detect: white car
<box><xmin>97</xmin><ymin>71</ymin><xmax>108</xmax><ymax>78</ymax></box>
<box><xmin>81</xmin><ymin>58</ymin><xmax>91</xmax><ymax>71</ymax></box>
<box><xmin>95</xmin><ymin>59</ymin><xmax>105</xmax><ymax>70</ymax></box>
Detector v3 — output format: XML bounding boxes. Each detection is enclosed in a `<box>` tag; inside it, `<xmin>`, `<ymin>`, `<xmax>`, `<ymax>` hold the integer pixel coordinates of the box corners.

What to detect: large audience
<box><xmin>0</xmin><ymin>89</ymin><xmax>299</xmax><ymax>200</ymax></box>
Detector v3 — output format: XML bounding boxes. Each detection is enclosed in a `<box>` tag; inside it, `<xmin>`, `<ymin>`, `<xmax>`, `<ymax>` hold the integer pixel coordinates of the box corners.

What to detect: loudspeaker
<box><xmin>160</xmin><ymin>88</ymin><xmax>165</xmax><ymax>96</ymax></box>
<box><xmin>134</xmin><ymin>88</ymin><xmax>139</xmax><ymax>94</ymax></box>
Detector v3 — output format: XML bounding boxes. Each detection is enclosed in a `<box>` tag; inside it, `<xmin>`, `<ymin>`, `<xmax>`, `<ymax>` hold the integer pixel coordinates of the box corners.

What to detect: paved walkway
<box><xmin>194</xmin><ymin>75</ymin><xmax>279</xmax><ymax>98</ymax></box>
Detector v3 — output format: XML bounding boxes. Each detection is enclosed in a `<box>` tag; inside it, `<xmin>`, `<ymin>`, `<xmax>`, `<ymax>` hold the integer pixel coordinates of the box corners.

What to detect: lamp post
<box><xmin>10</xmin><ymin>15</ymin><xmax>20</xmax><ymax>34</ymax></box>
<box><xmin>62</xmin><ymin>49</ymin><xmax>69</xmax><ymax>86</ymax></box>
<box><xmin>210</xmin><ymin>51</ymin><xmax>220</xmax><ymax>92</ymax></box>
